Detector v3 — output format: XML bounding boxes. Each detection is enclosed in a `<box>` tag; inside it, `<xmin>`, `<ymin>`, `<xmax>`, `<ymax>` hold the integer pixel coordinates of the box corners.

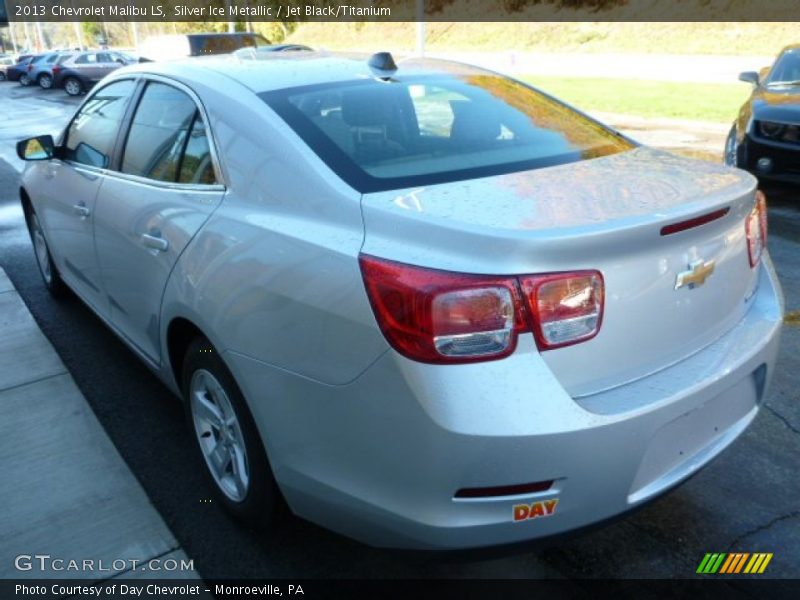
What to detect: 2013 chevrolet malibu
<box><xmin>17</xmin><ymin>52</ymin><xmax>783</xmax><ymax>549</ymax></box>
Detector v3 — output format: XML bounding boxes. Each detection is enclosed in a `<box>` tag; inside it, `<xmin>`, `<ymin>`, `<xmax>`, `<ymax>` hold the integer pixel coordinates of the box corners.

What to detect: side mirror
<box><xmin>17</xmin><ymin>135</ymin><xmax>55</xmax><ymax>161</ymax></box>
<box><xmin>739</xmin><ymin>71</ymin><xmax>759</xmax><ymax>85</ymax></box>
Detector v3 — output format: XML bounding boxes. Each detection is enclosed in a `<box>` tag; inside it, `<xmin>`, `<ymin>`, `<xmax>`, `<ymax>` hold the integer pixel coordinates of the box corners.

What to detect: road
<box><xmin>0</xmin><ymin>81</ymin><xmax>798</xmax><ymax>580</ymax></box>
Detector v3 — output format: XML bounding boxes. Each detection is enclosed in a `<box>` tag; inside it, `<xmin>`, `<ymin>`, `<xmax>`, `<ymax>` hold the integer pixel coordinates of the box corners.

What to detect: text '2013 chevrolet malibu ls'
<box><xmin>16</xmin><ymin>51</ymin><xmax>783</xmax><ymax>550</ymax></box>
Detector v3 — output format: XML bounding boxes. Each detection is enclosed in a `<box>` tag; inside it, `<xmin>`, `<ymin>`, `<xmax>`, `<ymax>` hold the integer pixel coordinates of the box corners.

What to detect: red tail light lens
<box><xmin>520</xmin><ymin>272</ymin><xmax>604</xmax><ymax>350</ymax></box>
<box><xmin>359</xmin><ymin>256</ymin><xmax>527</xmax><ymax>364</ymax></box>
<box><xmin>52</xmin><ymin>66</ymin><xmax>61</xmax><ymax>75</ymax></box>
<box><xmin>359</xmin><ymin>255</ymin><xmax>604</xmax><ymax>363</ymax></box>
<box><xmin>746</xmin><ymin>191</ymin><xmax>768</xmax><ymax>268</ymax></box>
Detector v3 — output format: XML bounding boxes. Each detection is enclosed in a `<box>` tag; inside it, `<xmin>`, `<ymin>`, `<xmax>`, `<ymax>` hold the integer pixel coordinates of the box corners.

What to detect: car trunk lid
<box><xmin>360</xmin><ymin>147</ymin><xmax>761</xmax><ymax>396</ymax></box>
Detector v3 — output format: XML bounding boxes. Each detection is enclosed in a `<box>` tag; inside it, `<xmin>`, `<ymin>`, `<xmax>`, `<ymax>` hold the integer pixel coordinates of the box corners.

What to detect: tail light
<box><xmin>359</xmin><ymin>255</ymin><xmax>604</xmax><ymax>364</ymax></box>
<box><xmin>519</xmin><ymin>272</ymin><xmax>604</xmax><ymax>350</ymax></box>
<box><xmin>52</xmin><ymin>66</ymin><xmax>61</xmax><ymax>76</ymax></box>
<box><xmin>746</xmin><ymin>191</ymin><xmax>768</xmax><ymax>268</ymax></box>
<box><xmin>27</xmin><ymin>64</ymin><xmax>33</xmax><ymax>72</ymax></box>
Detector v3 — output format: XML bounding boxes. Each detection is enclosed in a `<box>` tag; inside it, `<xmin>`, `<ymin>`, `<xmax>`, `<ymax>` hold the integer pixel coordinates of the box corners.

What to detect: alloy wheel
<box><xmin>190</xmin><ymin>369</ymin><xmax>250</xmax><ymax>502</ymax></box>
<box><xmin>65</xmin><ymin>78</ymin><xmax>82</xmax><ymax>96</ymax></box>
<box><xmin>30</xmin><ymin>213</ymin><xmax>52</xmax><ymax>285</ymax></box>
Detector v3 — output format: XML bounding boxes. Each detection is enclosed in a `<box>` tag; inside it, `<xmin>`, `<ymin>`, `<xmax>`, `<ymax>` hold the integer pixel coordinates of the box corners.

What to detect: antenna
<box><xmin>368</xmin><ymin>52</ymin><xmax>398</xmax><ymax>72</ymax></box>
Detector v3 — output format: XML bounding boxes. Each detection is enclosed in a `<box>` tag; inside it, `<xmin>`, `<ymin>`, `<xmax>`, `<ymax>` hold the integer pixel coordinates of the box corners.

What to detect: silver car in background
<box><xmin>16</xmin><ymin>52</ymin><xmax>783</xmax><ymax>549</ymax></box>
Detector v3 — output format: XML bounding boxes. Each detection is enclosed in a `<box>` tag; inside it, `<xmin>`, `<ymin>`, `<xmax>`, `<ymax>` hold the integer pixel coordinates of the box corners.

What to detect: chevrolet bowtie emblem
<box><xmin>675</xmin><ymin>259</ymin><xmax>716</xmax><ymax>290</ymax></box>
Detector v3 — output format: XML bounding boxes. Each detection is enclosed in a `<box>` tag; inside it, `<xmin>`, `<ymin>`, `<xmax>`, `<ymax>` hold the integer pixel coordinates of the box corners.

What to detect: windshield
<box><xmin>766</xmin><ymin>49</ymin><xmax>800</xmax><ymax>85</ymax></box>
<box><xmin>260</xmin><ymin>74</ymin><xmax>634</xmax><ymax>193</ymax></box>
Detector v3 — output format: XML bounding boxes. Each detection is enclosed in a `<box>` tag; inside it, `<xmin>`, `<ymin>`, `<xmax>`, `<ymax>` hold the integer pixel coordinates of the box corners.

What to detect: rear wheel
<box><xmin>38</xmin><ymin>73</ymin><xmax>53</xmax><ymax>89</ymax></box>
<box><xmin>0</xmin><ymin>72</ymin><xmax>6</xmax><ymax>82</ymax></box>
<box><xmin>26</xmin><ymin>209</ymin><xmax>66</xmax><ymax>297</ymax></box>
<box><xmin>183</xmin><ymin>337</ymin><xmax>280</xmax><ymax>527</ymax></box>
<box><xmin>19</xmin><ymin>73</ymin><xmax>30</xmax><ymax>87</ymax></box>
<box><xmin>63</xmin><ymin>77</ymin><xmax>83</xmax><ymax>96</ymax></box>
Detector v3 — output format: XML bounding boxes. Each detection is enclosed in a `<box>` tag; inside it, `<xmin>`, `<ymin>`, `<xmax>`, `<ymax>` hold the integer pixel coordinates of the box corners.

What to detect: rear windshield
<box><xmin>260</xmin><ymin>74</ymin><xmax>634</xmax><ymax>193</ymax></box>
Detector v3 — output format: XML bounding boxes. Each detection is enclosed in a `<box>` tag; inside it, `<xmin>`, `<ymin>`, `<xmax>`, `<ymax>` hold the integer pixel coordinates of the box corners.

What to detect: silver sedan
<box><xmin>16</xmin><ymin>51</ymin><xmax>783</xmax><ymax>549</ymax></box>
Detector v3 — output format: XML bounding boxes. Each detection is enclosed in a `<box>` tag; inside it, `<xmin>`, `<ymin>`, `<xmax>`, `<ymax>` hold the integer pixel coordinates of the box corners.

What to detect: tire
<box><xmin>25</xmin><ymin>209</ymin><xmax>66</xmax><ymax>297</ymax></box>
<box><xmin>724</xmin><ymin>124</ymin><xmax>738</xmax><ymax>167</ymax></box>
<box><xmin>0</xmin><ymin>72</ymin><xmax>6</xmax><ymax>82</ymax></box>
<box><xmin>38</xmin><ymin>73</ymin><xmax>53</xmax><ymax>90</ymax></box>
<box><xmin>63</xmin><ymin>77</ymin><xmax>83</xmax><ymax>96</ymax></box>
<box><xmin>19</xmin><ymin>73</ymin><xmax>30</xmax><ymax>87</ymax></box>
<box><xmin>182</xmin><ymin>337</ymin><xmax>280</xmax><ymax>528</ymax></box>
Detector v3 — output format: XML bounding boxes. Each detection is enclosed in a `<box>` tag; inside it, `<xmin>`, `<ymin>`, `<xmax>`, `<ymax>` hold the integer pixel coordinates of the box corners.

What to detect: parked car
<box><xmin>11</xmin><ymin>53</ymin><xmax>43</xmax><ymax>85</ymax></box>
<box><xmin>137</xmin><ymin>32</ymin><xmax>270</xmax><ymax>61</ymax></box>
<box><xmin>0</xmin><ymin>55</ymin><xmax>14</xmax><ymax>81</ymax></box>
<box><xmin>726</xmin><ymin>44</ymin><xmax>800</xmax><ymax>185</ymax></box>
<box><xmin>28</xmin><ymin>51</ymin><xmax>76</xmax><ymax>89</ymax></box>
<box><xmin>233</xmin><ymin>44</ymin><xmax>313</xmax><ymax>59</ymax></box>
<box><xmin>16</xmin><ymin>53</ymin><xmax>783</xmax><ymax>550</ymax></box>
<box><xmin>54</xmin><ymin>50</ymin><xmax>137</xmax><ymax>96</ymax></box>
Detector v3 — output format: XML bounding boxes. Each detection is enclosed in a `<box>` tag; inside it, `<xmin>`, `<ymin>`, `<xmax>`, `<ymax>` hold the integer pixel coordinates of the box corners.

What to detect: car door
<box><xmin>36</xmin><ymin>79</ymin><xmax>137</xmax><ymax>313</ymax></box>
<box><xmin>96</xmin><ymin>52</ymin><xmax>121</xmax><ymax>78</ymax></box>
<box><xmin>93</xmin><ymin>79</ymin><xmax>224</xmax><ymax>363</ymax></box>
<box><xmin>72</xmin><ymin>52</ymin><xmax>103</xmax><ymax>82</ymax></box>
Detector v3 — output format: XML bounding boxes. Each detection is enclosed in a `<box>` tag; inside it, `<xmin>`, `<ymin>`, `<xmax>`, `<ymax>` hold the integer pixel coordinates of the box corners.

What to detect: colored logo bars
<box><xmin>696</xmin><ymin>553</ymin><xmax>773</xmax><ymax>574</ymax></box>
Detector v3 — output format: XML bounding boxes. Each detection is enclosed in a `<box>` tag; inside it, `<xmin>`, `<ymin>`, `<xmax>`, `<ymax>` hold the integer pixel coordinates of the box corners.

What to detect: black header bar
<box><xmin>4</xmin><ymin>0</ymin><xmax>800</xmax><ymax>23</ymax></box>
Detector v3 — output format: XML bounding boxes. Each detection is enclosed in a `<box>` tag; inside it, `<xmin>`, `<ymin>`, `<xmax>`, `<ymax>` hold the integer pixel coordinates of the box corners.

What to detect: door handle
<box><xmin>73</xmin><ymin>202</ymin><xmax>90</xmax><ymax>218</ymax></box>
<box><xmin>141</xmin><ymin>233</ymin><xmax>169</xmax><ymax>252</ymax></box>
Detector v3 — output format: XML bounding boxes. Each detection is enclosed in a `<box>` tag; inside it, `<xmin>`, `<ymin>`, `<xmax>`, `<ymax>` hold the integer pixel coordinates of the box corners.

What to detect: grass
<box><xmin>520</xmin><ymin>76</ymin><xmax>751</xmax><ymax>123</ymax></box>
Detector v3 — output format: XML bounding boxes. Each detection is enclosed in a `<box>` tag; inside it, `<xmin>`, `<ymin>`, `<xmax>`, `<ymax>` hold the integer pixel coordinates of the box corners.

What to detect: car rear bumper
<box><xmin>225</xmin><ymin>256</ymin><xmax>783</xmax><ymax>550</ymax></box>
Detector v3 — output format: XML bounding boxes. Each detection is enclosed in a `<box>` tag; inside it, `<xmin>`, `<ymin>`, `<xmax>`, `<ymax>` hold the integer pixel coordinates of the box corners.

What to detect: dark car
<box><xmin>53</xmin><ymin>50</ymin><xmax>138</xmax><ymax>96</ymax></box>
<box><xmin>4</xmin><ymin>54</ymin><xmax>35</xmax><ymax>83</ymax></box>
<box><xmin>726</xmin><ymin>45</ymin><xmax>800</xmax><ymax>185</ymax></box>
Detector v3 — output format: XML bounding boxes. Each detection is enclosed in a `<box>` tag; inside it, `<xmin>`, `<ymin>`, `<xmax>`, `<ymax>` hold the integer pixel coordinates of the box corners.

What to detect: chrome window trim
<box><xmin>118</xmin><ymin>73</ymin><xmax>227</xmax><ymax>190</ymax></box>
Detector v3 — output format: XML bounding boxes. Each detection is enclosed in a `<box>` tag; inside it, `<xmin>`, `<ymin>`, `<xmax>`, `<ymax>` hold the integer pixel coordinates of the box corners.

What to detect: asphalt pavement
<box><xmin>0</xmin><ymin>80</ymin><xmax>798</xmax><ymax>581</ymax></box>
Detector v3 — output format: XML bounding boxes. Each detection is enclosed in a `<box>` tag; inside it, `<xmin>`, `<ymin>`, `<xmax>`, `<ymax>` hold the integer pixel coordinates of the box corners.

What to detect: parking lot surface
<box><xmin>0</xmin><ymin>80</ymin><xmax>798</xmax><ymax>580</ymax></box>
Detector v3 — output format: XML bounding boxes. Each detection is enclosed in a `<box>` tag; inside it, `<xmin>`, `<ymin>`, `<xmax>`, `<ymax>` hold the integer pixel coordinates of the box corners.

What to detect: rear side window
<box><xmin>262</xmin><ymin>74</ymin><xmax>633</xmax><ymax>193</ymax></box>
<box><xmin>64</xmin><ymin>79</ymin><xmax>136</xmax><ymax>168</ymax></box>
<box><xmin>179</xmin><ymin>115</ymin><xmax>216</xmax><ymax>184</ymax></box>
<box><xmin>121</xmin><ymin>82</ymin><xmax>217</xmax><ymax>185</ymax></box>
<box><xmin>74</xmin><ymin>54</ymin><xmax>97</xmax><ymax>64</ymax></box>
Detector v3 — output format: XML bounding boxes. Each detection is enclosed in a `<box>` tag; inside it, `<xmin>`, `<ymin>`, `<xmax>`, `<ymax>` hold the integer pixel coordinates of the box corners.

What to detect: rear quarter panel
<box><xmin>160</xmin><ymin>76</ymin><xmax>388</xmax><ymax>386</ymax></box>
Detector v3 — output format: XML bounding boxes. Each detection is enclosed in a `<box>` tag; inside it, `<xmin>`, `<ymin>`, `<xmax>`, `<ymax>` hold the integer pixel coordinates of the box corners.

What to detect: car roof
<box><xmin>116</xmin><ymin>51</ymin><xmax>495</xmax><ymax>94</ymax></box>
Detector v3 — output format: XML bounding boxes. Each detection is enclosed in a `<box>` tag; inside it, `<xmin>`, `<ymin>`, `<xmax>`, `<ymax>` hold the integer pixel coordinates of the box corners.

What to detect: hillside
<box><xmin>287</xmin><ymin>22</ymin><xmax>799</xmax><ymax>56</ymax></box>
